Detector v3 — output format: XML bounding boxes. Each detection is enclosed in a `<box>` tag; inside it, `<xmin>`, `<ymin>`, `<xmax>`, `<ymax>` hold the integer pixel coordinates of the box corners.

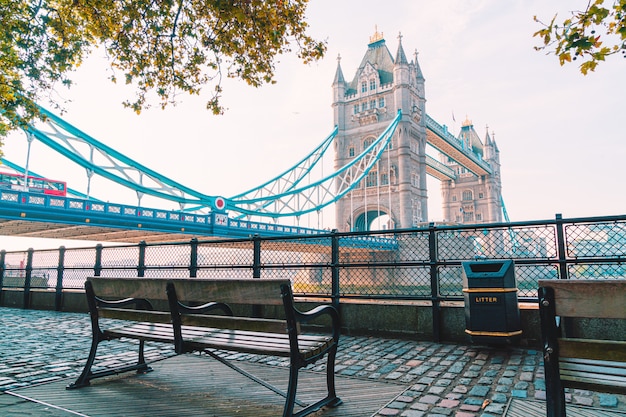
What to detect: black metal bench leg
<box><xmin>67</xmin><ymin>334</ymin><xmax>101</xmax><ymax>389</ymax></box>
<box><xmin>290</xmin><ymin>350</ymin><xmax>343</xmax><ymax>417</ymax></box>
<box><xmin>136</xmin><ymin>340</ymin><xmax>152</xmax><ymax>374</ymax></box>
<box><xmin>324</xmin><ymin>347</ymin><xmax>342</xmax><ymax>407</ymax></box>
<box><xmin>283</xmin><ymin>365</ymin><xmax>300</xmax><ymax>417</ymax></box>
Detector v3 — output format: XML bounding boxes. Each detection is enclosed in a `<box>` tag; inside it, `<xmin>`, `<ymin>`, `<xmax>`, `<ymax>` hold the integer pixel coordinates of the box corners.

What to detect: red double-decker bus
<box><xmin>0</xmin><ymin>172</ymin><xmax>67</xmax><ymax>196</ymax></box>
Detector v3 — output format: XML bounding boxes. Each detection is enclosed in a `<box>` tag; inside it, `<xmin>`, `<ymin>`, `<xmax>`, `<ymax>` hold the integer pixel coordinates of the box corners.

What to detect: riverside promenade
<box><xmin>0</xmin><ymin>307</ymin><xmax>624</xmax><ymax>417</ymax></box>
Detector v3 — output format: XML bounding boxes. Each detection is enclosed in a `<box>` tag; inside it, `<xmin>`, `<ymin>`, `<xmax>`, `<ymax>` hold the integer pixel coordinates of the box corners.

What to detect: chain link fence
<box><xmin>2</xmin><ymin>214</ymin><xmax>625</xmax><ymax>307</ymax></box>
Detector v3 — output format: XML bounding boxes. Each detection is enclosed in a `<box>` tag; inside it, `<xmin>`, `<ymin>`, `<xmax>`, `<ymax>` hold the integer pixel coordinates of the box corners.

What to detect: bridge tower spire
<box><xmin>333</xmin><ymin>30</ymin><xmax>428</xmax><ymax>231</ymax></box>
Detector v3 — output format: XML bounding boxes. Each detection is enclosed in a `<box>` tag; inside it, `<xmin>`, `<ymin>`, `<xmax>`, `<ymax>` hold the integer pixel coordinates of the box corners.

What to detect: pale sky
<box><xmin>1</xmin><ymin>0</ymin><xmax>624</xmax><ymax>250</ymax></box>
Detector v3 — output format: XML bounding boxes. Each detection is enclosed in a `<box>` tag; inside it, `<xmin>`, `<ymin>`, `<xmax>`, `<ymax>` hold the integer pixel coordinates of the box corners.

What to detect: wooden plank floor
<box><xmin>505</xmin><ymin>399</ymin><xmax>626</xmax><ymax>417</ymax></box>
<box><xmin>8</xmin><ymin>354</ymin><xmax>406</xmax><ymax>417</ymax></box>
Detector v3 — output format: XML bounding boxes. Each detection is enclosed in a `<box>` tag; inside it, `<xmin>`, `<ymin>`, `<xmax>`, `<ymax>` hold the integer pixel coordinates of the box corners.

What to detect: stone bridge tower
<box><xmin>333</xmin><ymin>31</ymin><xmax>428</xmax><ymax>231</ymax></box>
<box><xmin>440</xmin><ymin>119</ymin><xmax>503</xmax><ymax>224</ymax></box>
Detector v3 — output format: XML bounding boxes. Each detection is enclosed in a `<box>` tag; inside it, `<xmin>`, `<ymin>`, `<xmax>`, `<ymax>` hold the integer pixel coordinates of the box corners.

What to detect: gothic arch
<box><xmin>352</xmin><ymin>205</ymin><xmax>394</xmax><ymax>231</ymax></box>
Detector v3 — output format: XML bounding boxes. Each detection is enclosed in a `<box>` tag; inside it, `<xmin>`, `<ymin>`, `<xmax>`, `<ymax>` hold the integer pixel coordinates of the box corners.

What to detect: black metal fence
<box><xmin>2</xmin><ymin>213</ymin><xmax>625</xmax><ymax>311</ymax></box>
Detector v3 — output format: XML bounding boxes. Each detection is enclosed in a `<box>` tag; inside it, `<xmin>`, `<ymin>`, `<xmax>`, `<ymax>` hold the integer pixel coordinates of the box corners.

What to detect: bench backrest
<box><xmin>88</xmin><ymin>277</ymin><xmax>170</xmax><ymax>300</ymax></box>
<box><xmin>87</xmin><ymin>277</ymin><xmax>291</xmax><ymax>305</ymax></box>
<box><xmin>538</xmin><ymin>279</ymin><xmax>626</xmax><ymax>320</ymax></box>
<box><xmin>169</xmin><ymin>278</ymin><xmax>291</xmax><ymax>305</ymax></box>
<box><xmin>538</xmin><ymin>279</ymin><xmax>626</xmax><ymax>365</ymax></box>
<box><xmin>87</xmin><ymin>277</ymin><xmax>295</xmax><ymax>330</ymax></box>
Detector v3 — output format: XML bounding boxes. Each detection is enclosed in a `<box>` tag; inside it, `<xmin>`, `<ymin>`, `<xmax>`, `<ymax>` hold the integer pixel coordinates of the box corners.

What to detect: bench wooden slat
<box><xmin>560</xmin><ymin>369</ymin><xmax>626</xmax><ymax>392</ymax></box>
<box><xmin>558</xmin><ymin>338</ymin><xmax>626</xmax><ymax>363</ymax></box>
<box><xmin>561</xmin><ymin>358</ymin><xmax>626</xmax><ymax>378</ymax></box>
<box><xmin>172</xmin><ymin>278</ymin><xmax>291</xmax><ymax>305</ymax></box>
<box><xmin>180</xmin><ymin>326</ymin><xmax>331</xmax><ymax>349</ymax></box>
<box><xmin>105</xmin><ymin>323</ymin><xmax>175</xmax><ymax>343</ymax></box>
<box><xmin>187</xmin><ymin>334</ymin><xmax>333</xmax><ymax>359</ymax></box>
<box><xmin>89</xmin><ymin>277</ymin><xmax>169</xmax><ymax>300</ymax></box>
<box><xmin>179</xmin><ymin>325</ymin><xmax>326</xmax><ymax>345</ymax></box>
<box><xmin>538</xmin><ymin>279</ymin><xmax>626</xmax><ymax>319</ymax></box>
<box><xmin>99</xmin><ymin>308</ymin><xmax>172</xmax><ymax>324</ymax></box>
<box><xmin>181</xmin><ymin>314</ymin><xmax>288</xmax><ymax>334</ymax></box>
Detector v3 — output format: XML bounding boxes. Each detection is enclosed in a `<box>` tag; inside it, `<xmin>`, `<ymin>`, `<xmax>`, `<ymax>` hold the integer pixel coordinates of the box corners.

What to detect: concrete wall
<box><xmin>5</xmin><ymin>288</ymin><xmax>624</xmax><ymax>348</ymax></box>
<box><xmin>1</xmin><ymin>288</ymin><xmax>546</xmax><ymax>347</ymax></box>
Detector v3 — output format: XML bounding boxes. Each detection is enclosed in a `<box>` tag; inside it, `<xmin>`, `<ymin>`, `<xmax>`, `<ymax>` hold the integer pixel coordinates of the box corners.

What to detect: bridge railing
<box><xmin>2</xmin><ymin>213</ymin><xmax>625</xmax><ymax>322</ymax></box>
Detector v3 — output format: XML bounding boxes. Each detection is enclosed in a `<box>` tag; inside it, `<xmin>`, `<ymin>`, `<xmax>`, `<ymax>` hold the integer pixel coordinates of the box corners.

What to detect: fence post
<box><xmin>428</xmin><ymin>223</ymin><xmax>441</xmax><ymax>343</ymax></box>
<box><xmin>554</xmin><ymin>213</ymin><xmax>574</xmax><ymax>337</ymax></box>
<box><xmin>189</xmin><ymin>238</ymin><xmax>198</xmax><ymax>278</ymax></box>
<box><xmin>23</xmin><ymin>248</ymin><xmax>34</xmax><ymax>309</ymax></box>
<box><xmin>554</xmin><ymin>214</ymin><xmax>568</xmax><ymax>280</ymax></box>
<box><xmin>252</xmin><ymin>234</ymin><xmax>261</xmax><ymax>279</ymax></box>
<box><xmin>0</xmin><ymin>250</ymin><xmax>5</xmax><ymax>305</ymax></box>
<box><xmin>94</xmin><ymin>244</ymin><xmax>103</xmax><ymax>276</ymax></box>
<box><xmin>137</xmin><ymin>241</ymin><xmax>147</xmax><ymax>278</ymax></box>
<box><xmin>55</xmin><ymin>246</ymin><xmax>66</xmax><ymax>311</ymax></box>
<box><xmin>331</xmin><ymin>230</ymin><xmax>340</xmax><ymax>311</ymax></box>
<box><xmin>252</xmin><ymin>235</ymin><xmax>262</xmax><ymax>318</ymax></box>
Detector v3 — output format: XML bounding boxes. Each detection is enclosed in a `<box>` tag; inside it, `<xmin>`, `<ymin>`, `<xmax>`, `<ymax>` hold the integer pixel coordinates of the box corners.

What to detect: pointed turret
<box><xmin>332</xmin><ymin>54</ymin><xmax>347</xmax><ymax>106</ymax></box>
<box><xmin>413</xmin><ymin>50</ymin><xmax>425</xmax><ymax>81</ymax></box>
<box><xmin>393</xmin><ymin>33</ymin><xmax>410</xmax><ymax>91</ymax></box>
<box><xmin>332</xmin><ymin>54</ymin><xmax>347</xmax><ymax>127</ymax></box>
<box><xmin>395</xmin><ymin>33</ymin><xmax>408</xmax><ymax>65</ymax></box>
<box><xmin>333</xmin><ymin>54</ymin><xmax>346</xmax><ymax>85</ymax></box>
<box><xmin>484</xmin><ymin>126</ymin><xmax>494</xmax><ymax>160</ymax></box>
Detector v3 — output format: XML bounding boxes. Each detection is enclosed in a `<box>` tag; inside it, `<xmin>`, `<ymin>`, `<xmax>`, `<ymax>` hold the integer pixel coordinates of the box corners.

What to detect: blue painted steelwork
<box><xmin>11</xmin><ymin>105</ymin><xmax>491</xmax><ymax>225</ymax></box>
<box><xmin>424</xmin><ymin>155</ymin><xmax>456</xmax><ymax>180</ymax></box>
<box><xmin>0</xmin><ymin>189</ymin><xmax>318</xmax><ymax>239</ymax></box>
<box><xmin>28</xmin><ymin>107</ymin><xmax>226</xmax><ymax>211</ymax></box>
<box><xmin>229</xmin><ymin>110</ymin><xmax>402</xmax><ymax>218</ymax></box>
<box><xmin>424</xmin><ymin>114</ymin><xmax>492</xmax><ymax>176</ymax></box>
<box><xmin>229</xmin><ymin>126</ymin><xmax>338</xmax><ymax>218</ymax></box>
<box><xmin>0</xmin><ymin>188</ymin><xmax>399</xmax><ymax>249</ymax></box>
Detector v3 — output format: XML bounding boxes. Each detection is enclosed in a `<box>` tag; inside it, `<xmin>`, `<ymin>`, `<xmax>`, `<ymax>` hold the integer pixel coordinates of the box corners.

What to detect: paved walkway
<box><xmin>0</xmin><ymin>307</ymin><xmax>624</xmax><ymax>416</ymax></box>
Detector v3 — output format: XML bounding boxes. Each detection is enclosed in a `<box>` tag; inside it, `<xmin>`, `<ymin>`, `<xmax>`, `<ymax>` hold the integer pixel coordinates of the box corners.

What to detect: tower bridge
<box><xmin>0</xmin><ymin>30</ymin><xmax>504</xmax><ymax>244</ymax></box>
<box><xmin>332</xmin><ymin>31</ymin><xmax>502</xmax><ymax>231</ymax></box>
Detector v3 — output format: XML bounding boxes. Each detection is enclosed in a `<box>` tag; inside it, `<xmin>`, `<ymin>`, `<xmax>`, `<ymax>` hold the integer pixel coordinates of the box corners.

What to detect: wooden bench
<box><xmin>538</xmin><ymin>279</ymin><xmax>626</xmax><ymax>417</ymax></box>
<box><xmin>68</xmin><ymin>277</ymin><xmax>342</xmax><ymax>417</ymax></box>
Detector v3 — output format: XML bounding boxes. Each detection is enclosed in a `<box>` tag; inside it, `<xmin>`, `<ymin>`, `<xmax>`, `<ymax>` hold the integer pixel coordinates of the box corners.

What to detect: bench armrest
<box><xmin>295</xmin><ymin>304</ymin><xmax>341</xmax><ymax>340</ymax></box>
<box><xmin>281</xmin><ymin>283</ymin><xmax>340</xmax><ymax>343</ymax></box>
<box><xmin>95</xmin><ymin>296</ymin><xmax>153</xmax><ymax>311</ymax></box>
<box><xmin>176</xmin><ymin>301</ymin><xmax>233</xmax><ymax>316</ymax></box>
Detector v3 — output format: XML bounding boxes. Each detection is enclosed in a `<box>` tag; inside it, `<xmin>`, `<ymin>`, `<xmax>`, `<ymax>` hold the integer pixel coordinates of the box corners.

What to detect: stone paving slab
<box><xmin>1</xmin><ymin>307</ymin><xmax>624</xmax><ymax>416</ymax></box>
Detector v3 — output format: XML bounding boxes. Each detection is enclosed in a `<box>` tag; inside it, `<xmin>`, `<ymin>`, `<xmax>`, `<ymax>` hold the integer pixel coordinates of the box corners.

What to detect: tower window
<box><xmin>363</xmin><ymin>137</ymin><xmax>374</xmax><ymax>150</ymax></box>
<box><xmin>361</xmin><ymin>82</ymin><xmax>367</xmax><ymax>93</ymax></box>
<box><xmin>353</xmin><ymin>105</ymin><xmax>359</xmax><ymax>114</ymax></box>
<box><xmin>361</xmin><ymin>102</ymin><xmax>366</xmax><ymax>112</ymax></box>
<box><xmin>378</xmin><ymin>97</ymin><xmax>385</xmax><ymax>108</ymax></box>
<box><xmin>369</xmin><ymin>79</ymin><xmax>376</xmax><ymax>90</ymax></box>
<box><xmin>349</xmin><ymin>147</ymin><xmax>355</xmax><ymax>157</ymax></box>
<box><xmin>366</xmin><ymin>171</ymin><xmax>378</xmax><ymax>187</ymax></box>
<box><xmin>462</xmin><ymin>190</ymin><xmax>473</xmax><ymax>201</ymax></box>
<box><xmin>369</xmin><ymin>100</ymin><xmax>376</xmax><ymax>109</ymax></box>
<box><xmin>478</xmin><ymin>192</ymin><xmax>484</xmax><ymax>199</ymax></box>
<box><xmin>411</xmin><ymin>172</ymin><xmax>419</xmax><ymax>187</ymax></box>
<box><xmin>381</xmin><ymin>173</ymin><xmax>389</xmax><ymax>185</ymax></box>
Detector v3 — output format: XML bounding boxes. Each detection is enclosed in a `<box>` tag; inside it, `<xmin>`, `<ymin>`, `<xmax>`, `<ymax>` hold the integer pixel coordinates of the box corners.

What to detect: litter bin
<box><xmin>461</xmin><ymin>260</ymin><xmax>522</xmax><ymax>344</ymax></box>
